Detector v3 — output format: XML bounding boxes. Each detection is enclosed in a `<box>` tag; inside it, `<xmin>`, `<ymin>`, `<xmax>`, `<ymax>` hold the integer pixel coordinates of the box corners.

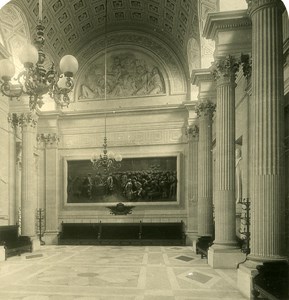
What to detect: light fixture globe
<box><xmin>108</xmin><ymin>152</ymin><xmax>115</xmax><ymax>159</ymax></box>
<box><xmin>59</xmin><ymin>55</ymin><xmax>79</xmax><ymax>77</ymax></box>
<box><xmin>19</xmin><ymin>44</ymin><xmax>39</xmax><ymax>67</ymax></box>
<box><xmin>115</xmin><ymin>154</ymin><xmax>122</xmax><ymax>162</ymax></box>
<box><xmin>0</xmin><ymin>59</ymin><xmax>15</xmax><ymax>81</ymax></box>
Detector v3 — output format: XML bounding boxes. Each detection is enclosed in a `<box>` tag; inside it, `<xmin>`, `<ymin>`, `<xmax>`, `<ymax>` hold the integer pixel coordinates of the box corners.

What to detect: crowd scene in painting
<box><xmin>67</xmin><ymin>170</ymin><xmax>177</xmax><ymax>202</ymax></box>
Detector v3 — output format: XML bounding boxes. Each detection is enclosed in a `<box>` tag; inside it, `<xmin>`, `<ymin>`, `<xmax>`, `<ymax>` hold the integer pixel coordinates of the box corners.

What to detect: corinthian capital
<box><xmin>186</xmin><ymin>124</ymin><xmax>199</xmax><ymax>141</ymax></box>
<box><xmin>211</xmin><ymin>55</ymin><xmax>240</xmax><ymax>82</ymax></box>
<box><xmin>7</xmin><ymin>113</ymin><xmax>20</xmax><ymax>129</ymax></box>
<box><xmin>18</xmin><ymin>112</ymin><xmax>38</xmax><ymax>128</ymax></box>
<box><xmin>37</xmin><ymin>133</ymin><xmax>60</xmax><ymax>146</ymax></box>
<box><xmin>247</xmin><ymin>0</ymin><xmax>285</xmax><ymax>15</ymax></box>
<box><xmin>195</xmin><ymin>100</ymin><xmax>216</xmax><ymax>117</ymax></box>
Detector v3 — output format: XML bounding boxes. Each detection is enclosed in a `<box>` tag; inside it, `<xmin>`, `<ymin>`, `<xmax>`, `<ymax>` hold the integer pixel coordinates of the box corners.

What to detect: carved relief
<box><xmin>195</xmin><ymin>100</ymin><xmax>216</xmax><ymax>117</ymax></box>
<box><xmin>78</xmin><ymin>33</ymin><xmax>186</xmax><ymax>94</ymax></box>
<box><xmin>78</xmin><ymin>51</ymin><xmax>166</xmax><ymax>100</ymax></box>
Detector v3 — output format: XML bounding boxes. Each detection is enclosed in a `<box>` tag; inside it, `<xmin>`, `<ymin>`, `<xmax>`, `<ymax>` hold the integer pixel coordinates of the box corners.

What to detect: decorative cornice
<box><xmin>37</xmin><ymin>133</ymin><xmax>60</xmax><ymax>146</ymax></box>
<box><xmin>186</xmin><ymin>124</ymin><xmax>199</xmax><ymax>139</ymax></box>
<box><xmin>247</xmin><ymin>0</ymin><xmax>286</xmax><ymax>16</ymax></box>
<box><xmin>211</xmin><ymin>55</ymin><xmax>240</xmax><ymax>83</ymax></box>
<box><xmin>191</xmin><ymin>69</ymin><xmax>214</xmax><ymax>86</ymax></box>
<box><xmin>203</xmin><ymin>10</ymin><xmax>251</xmax><ymax>40</ymax></box>
<box><xmin>195</xmin><ymin>100</ymin><xmax>216</xmax><ymax>117</ymax></box>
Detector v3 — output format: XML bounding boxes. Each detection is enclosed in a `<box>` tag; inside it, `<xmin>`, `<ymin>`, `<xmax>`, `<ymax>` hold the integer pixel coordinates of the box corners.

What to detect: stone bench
<box><xmin>252</xmin><ymin>261</ymin><xmax>289</xmax><ymax>300</ymax></box>
<box><xmin>58</xmin><ymin>221</ymin><xmax>186</xmax><ymax>246</ymax></box>
<box><xmin>0</xmin><ymin>225</ymin><xmax>32</xmax><ymax>260</ymax></box>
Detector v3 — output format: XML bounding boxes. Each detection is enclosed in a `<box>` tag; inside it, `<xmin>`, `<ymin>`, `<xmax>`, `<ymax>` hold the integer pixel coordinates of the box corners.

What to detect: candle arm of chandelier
<box><xmin>0</xmin><ymin>13</ymin><xmax>78</xmax><ymax>110</ymax></box>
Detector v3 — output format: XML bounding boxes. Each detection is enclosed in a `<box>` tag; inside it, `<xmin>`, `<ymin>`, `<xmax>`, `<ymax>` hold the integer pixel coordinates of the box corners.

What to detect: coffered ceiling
<box><xmin>2</xmin><ymin>0</ymin><xmax>200</xmax><ymax>70</ymax></box>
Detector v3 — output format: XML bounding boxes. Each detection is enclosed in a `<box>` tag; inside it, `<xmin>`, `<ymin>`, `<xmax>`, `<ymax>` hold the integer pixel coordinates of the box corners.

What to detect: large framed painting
<box><xmin>65</xmin><ymin>155</ymin><xmax>179</xmax><ymax>204</ymax></box>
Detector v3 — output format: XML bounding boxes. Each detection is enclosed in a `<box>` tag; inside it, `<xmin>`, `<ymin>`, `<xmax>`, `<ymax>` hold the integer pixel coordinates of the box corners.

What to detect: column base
<box><xmin>44</xmin><ymin>231</ymin><xmax>59</xmax><ymax>245</ymax></box>
<box><xmin>31</xmin><ymin>238</ymin><xmax>41</xmax><ymax>252</ymax></box>
<box><xmin>237</xmin><ymin>261</ymin><xmax>259</xmax><ymax>299</ymax></box>
<box><xmin>208</xmin><ymin>245</ymin><xmax>246</xmax><ymax>269</ymax></box>
<box><xmin>0</xmin><ymin>246</ymin><xmax>5</xmax><ymax>261</ymax></box>
<box><xmin>186</xmin><ymin>231</ymin><xmax>198</xmax><ymax>251</ymax></box>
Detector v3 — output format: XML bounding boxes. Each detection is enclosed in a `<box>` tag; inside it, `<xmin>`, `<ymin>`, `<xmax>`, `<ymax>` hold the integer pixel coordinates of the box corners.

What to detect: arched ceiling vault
<box><xmin>7</xmin><ymin>0</ymin><xmax>200</xmax><ymax>77</ymax></box>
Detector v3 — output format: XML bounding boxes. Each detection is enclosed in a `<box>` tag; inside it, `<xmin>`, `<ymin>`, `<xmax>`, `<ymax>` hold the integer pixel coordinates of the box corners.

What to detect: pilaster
<box><xmin>37</xmin><ymin>133</ymin><xmax>60</xmax><ymax>245</ymax></box>
<box><xmin>7</xmin><ymin>114</ymin><xmax>18</xmax><ymax>225</ymax></box>
<box><xmin>185</xmin><ymin>116</ymin><xmax>199</xmax><ymax>248</ymax></box>
<box><xmin>0</xmin><ymin>95</ymin><xmax>9</xmax><ymax>225</ymax></box>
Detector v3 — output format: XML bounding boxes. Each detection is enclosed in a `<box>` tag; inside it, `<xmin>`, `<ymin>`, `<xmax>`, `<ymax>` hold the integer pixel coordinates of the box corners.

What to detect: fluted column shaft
<box><xmin>249</xmin><ymin>0</ymin><xmax>285</xmax><ymax>260</ymax></box>
<box><xmin>196</xmin><ymin>101</ymin><xmax>215</xmax><ymax>236</ymax></box>
<box><xmin>19</xmin><ymin>112</ymin><xmax>38</xmax><ymax>237</ymax></box>
<box><xmin>212</xmin><ymin>56</ymin><xmax>239</xmax><ymax>247</ymax></box>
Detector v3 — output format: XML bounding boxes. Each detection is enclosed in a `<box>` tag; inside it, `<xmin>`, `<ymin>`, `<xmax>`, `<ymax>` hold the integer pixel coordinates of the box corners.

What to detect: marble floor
<box><xmin>0</xmin><ymin>246</ymin><xmax>246</xmax><ymax>300</ymax></box>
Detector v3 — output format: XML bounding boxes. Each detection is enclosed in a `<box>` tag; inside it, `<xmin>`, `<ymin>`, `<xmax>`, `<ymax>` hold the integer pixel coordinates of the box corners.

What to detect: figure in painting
<box><xmin>83</xmin><ymin>173</ymin><xmax>93</xmax><ymax>200</ymax></box>
<box><xmin>106</xmin><ymin>173</ymin><xmax>114</xmax><ymax>195</ymax></box>
<box><xmin>124</xmin><ymin>178</ymin><xmax>133</xmax><ymax>200</ymax></box>
<box><xmin>235</xmin><ymin>148</ymin><xmax>242</xmax><ymax>204</ymax></box>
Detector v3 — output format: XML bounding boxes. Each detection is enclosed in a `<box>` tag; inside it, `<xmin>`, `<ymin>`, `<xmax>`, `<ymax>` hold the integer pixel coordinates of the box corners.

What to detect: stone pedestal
<box><xmin>208</xmin><ymin>246</ymin><xmax>246</xmax><ymax>269</ymax></box>
<box><xmin>44</xmin><ymin>231</ymin><xmax>59</xmax><ymax>245</ymax></box>
<box><xmin>31</xmin><ymin>238</ymin><xmax>41</xmax><ymax>251</ymax></box>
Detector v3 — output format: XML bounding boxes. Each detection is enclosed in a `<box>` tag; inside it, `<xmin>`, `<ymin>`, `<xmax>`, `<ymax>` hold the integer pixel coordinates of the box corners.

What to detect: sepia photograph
<box><xmin>0</xmin><ymin>0</ymin><xmax>288</xmax><ymax>299</ymax></box>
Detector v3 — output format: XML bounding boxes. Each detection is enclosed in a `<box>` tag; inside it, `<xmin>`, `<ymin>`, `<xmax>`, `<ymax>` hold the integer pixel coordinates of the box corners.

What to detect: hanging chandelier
<box><xmin>90</xmin><ymin>114</ymin><xmax>123</xmax><ymax>173</ymax></box>
<box><xmin>0</xmin><ymin>0</ymin><xmax>79</xmax><ymax>110</ymax></box>
<box><xmin>90</xmin><ymin>0</ymin><xmax>122</xmax><ymax>174</ymax></box>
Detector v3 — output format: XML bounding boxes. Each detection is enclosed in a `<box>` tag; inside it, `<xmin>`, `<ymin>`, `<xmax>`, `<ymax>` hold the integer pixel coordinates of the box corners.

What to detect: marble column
<box><xmin>237</xmin><ymin>1</ymin><xmax>286</xmax><ymax>298</ymax></box>
<box><xmin>185</xmin><ymin>124</ymin><xmax>199</xmax><ymax>248</ymax></box>
<box><xmin>208</xmin><ymin>55</ymin><xmax>245</xmax><ymax>268</ymax></box>
<box><xmin>18</xmin><ymin>112</ymin><xmax>40</xmax><ymax>250</ymax></box>
<box><xmin>195</xmin><ymin>100</ymin><xmax>215</xmax><ymax>237</ymax></box>
<box><xmin>249</xmin><ymin>0</ymin><xmax>286</xmax><ymax>262</ymax></box>
<box><xmin>38</xmin><ymin>133</ymin><xmax>60</xmax><ymax>245</ymax></box>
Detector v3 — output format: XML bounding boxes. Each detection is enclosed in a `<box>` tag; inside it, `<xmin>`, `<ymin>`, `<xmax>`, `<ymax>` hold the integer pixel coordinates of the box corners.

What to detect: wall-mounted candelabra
<box><xmin>36</xmin><ymin>208</ymin><xmax>46</xmax><ymax>245</ymax></box>
<box><xmin>239</xmin><ymin>198</ymin><xmax>250</xmax><ymax>255</ymax></box>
